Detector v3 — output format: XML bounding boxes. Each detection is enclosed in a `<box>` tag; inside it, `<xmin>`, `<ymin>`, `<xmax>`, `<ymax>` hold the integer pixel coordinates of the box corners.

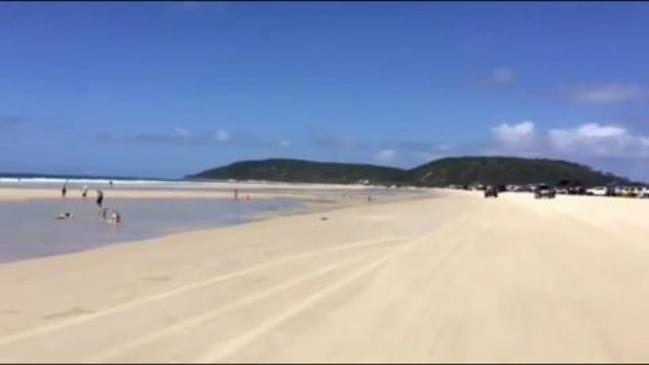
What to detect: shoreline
<box><xmin>0</xmin><ymin>183</ymin><xmax>428</xmax><ymax>202</ymax></box>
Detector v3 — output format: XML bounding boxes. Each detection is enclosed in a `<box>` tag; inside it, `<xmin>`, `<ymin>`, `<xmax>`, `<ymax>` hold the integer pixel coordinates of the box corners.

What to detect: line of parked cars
<box><xmin>449</xmin><ymin>181</ymin><xmax>649</xmax><ymax>200</ymax></box>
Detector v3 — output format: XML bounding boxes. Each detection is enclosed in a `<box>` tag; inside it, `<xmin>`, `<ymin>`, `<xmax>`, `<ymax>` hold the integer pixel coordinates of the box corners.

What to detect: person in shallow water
<box><xmin>55</xmin><ymin>212</ymin><xmax>72</xmax><ymax>220</ymax></box>
<box><xmin>96</xmin><ymin>189</ymin><xmax>104</xmax><ymax>208</ymax></box>
<box><xmin>110</xmin><ymin>211</ymin><xmax>122</xmax><ymax>225</ymax></box>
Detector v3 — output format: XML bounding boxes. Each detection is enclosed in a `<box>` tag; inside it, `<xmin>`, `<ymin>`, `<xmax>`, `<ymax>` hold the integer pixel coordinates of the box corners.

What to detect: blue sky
<box><xmin>2</xmin><ymin>2</ymin><xmax>649</xmax><ymax>180</ymax></box>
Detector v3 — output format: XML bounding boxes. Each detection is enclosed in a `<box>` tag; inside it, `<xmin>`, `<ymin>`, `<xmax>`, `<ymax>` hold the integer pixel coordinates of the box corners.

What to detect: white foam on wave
<box><xmin>0</xmin><ymin>177</ymin><xmax>183</xmax><ymax>186</ymax></box>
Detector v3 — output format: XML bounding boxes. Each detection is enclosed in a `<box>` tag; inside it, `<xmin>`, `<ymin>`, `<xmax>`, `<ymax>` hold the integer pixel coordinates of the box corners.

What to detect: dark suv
<box><xmin>484</xmin><ymin>186</ymin><xmax>499</xmax><ymax>198</ymax></box>
<box><xmin>534</xmin><ymin>184</ymin><xmax>556</xmax><ymax>199</ymax></box>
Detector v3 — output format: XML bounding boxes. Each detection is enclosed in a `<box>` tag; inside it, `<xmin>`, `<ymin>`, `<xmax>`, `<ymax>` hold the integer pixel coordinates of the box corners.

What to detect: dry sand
<box><xmin>1</xmin><ymin>189</ymin><xmax>649</xmax><ymax>362</ymax></box>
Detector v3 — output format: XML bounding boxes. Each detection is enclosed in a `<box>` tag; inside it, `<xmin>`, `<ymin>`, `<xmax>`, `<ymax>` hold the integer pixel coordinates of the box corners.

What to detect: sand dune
<box><xmin>1</xmin><ymin>190</ymin><xmax>648</xmax><ymax>362</ymax></box>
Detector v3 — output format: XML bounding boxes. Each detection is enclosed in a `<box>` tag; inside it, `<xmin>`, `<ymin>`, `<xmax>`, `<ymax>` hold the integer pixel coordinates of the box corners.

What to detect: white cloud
<box><xmin>173</xmin><ymin>127</ymin><xmax>191</xmax><ymax>138</ymax></box>
<box><xmin>486</xmin><ymin>120</ymin><xmax>649</xmax><ymax>159</ymax></box>
<box><xmin>548</xmin><ymin>123</ymin><xmax>649</xmax><ymax>157</ymax></box>
<box><xmin>373</xmin><ymin>149</ymin><xmax>398</xmax><ymax>163</ymax></box>
<box><xmin>491</xmin><ymin>120</ymin><xmax>536</xmax><ymax>146</ymax></box>
<box><xmin>490</xmin><ymin>68</ymin><xmax>514</xmax><ymax>84</ymax></box>
<box><xmin>214</xmin><ymin>129</ymin><xmax>230</xmax><ymax>142</ymax></box>
<box><xmin>279</xmin><ymin>140</ymin><xmax>291</xmax><ymax>148</ymax></box>
<box><xmin>569</xmin><ymin>84</ymin><xmax>646</xmax><ymax>104</ymax></box>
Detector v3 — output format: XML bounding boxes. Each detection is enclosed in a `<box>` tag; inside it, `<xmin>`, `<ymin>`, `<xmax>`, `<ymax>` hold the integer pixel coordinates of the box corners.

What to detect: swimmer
<box><xmin>109</xmin><ymin>211</ymin><xmax>122</xmax><ymax>225</ymax></box>
<box><xmin>55</xmin><ymin>212</ymin><xmax>72</xmax><ymax>220</ymax></box>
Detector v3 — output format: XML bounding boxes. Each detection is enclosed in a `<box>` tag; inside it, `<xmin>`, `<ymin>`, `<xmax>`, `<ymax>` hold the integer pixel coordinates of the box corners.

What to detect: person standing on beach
<box><xmin>61</xmin><ymin>183</ymin><xmax>67</xmax><ymax>198</ymax></box>
<box><xmin>109</xmin><ymin>180</ymin><xmax>114</xmax><ymax>188</ymax></box>
<box><xmin>82</xmin><ymin>185</ymin><xmax>89</xmax><ymax>199</ymax></box>
<box><xmin>234</xmin><ymin>189</ymin><xmax>239</xmax><ymax>201</ymax></box>
<box><xmin>96</xmin><ymin>189</ymin><xmax>104</xmax><ymax>208</ymax></box>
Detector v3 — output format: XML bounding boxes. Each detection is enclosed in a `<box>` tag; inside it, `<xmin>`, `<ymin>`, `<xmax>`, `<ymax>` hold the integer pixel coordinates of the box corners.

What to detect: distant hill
<box><xmin>188</xmin><ymin>156</ymin><xmax>632</xmax><ymax>187</ymax></box>
<box><xmin>409</xmin><ymin>156</ymin><xmax>629</xmax><ymax>187</ymax></box>
<box><xmin>188</xmin><ymin>158</ymin><xmax>409</xmax><ymax>185</ymax></box>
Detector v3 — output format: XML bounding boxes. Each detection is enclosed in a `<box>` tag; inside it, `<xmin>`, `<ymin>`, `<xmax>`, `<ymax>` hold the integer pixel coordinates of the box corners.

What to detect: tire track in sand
<box><xmin>0</xmin><ymin>235</ymin><xmax>412</xmax><ymax>348</ymax></box>
<box><xmin>86</xmin><ymin>248</ymin><xmax>390</xmax><ymax>362</ymax></box>
<box><xmin>197</xmin><ymin>239</ymin><xmax>419</xmax><ymax>363</ymax></box>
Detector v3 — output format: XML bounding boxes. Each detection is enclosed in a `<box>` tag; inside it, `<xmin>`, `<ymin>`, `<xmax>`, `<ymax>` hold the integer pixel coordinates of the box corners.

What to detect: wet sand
<box><xmin>0</xmin><ymin>180</ymin><xmax>423</xmax><ymax>202</ymax></box>
<box><xmin>1</xmin><ymin>189</ymin><xmax>649</xmax><ymax>362</ymax></box>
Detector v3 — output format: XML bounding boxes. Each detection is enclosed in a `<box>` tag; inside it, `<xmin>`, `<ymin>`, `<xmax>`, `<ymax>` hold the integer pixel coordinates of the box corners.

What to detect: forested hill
<box><xmin>408</xmin><ymin>156</ymin><xmax>629</xmax><ymax>186</ymax></box>
<box><xmin>188</xmin><ymin>156</ymin><xmax>632</xmax><ymax>187</ymax></box>
<box><xmin>189</xmin><ymin>158</ymin><xmax>409</xmax><ymax>185</ymax></box>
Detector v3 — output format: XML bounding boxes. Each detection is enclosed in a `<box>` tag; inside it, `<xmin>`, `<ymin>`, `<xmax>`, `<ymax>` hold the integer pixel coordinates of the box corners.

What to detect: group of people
<box><xmin>233</xmin><ymin>189</ymin><xmax>252</xmax><ymax>201</ymax></box>
<box><xmin>57</xmin><ymin>182</ymin><xmax>121</xmax><ymax>225</ymax></box>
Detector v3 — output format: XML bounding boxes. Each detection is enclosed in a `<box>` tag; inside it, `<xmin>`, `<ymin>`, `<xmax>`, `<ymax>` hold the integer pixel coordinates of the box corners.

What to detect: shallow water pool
<box><xmin>0</xmin><ymin>198</ymin><xmax>301</xmax><ymax>264</ymax></box>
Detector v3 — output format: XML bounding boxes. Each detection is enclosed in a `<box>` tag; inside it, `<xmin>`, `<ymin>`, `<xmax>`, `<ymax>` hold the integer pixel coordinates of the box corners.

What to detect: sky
<box><xmin>2</xmin><ymin>2</ymin><xmax>649</xmax><ymax>180</ymax></box>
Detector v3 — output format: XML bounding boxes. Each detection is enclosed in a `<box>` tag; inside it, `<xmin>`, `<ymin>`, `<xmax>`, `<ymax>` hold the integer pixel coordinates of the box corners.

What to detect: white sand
<box><xmin>1</xmin><ymin>189</ymin><xmax>648</xmax><ymax>362</ymax></box>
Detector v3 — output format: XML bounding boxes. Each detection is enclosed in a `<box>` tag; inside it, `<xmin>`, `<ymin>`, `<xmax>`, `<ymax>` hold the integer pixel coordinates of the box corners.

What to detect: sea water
<box><xmin>0</xmin><ymin>198</ymin><xmax>300</xmax><ymax>264</ymax></box>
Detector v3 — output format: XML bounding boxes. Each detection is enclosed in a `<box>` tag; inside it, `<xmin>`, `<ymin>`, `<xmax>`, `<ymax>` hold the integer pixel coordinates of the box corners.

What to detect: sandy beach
<box><xmin>1</xmin><ymin>188</ymin><xmax>649</xmax><ymax>362</ymax></box>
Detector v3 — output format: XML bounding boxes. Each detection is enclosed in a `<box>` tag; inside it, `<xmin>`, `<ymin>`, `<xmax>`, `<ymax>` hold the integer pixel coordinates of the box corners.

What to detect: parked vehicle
<box><xmin>567</xmin><ymin>184</ymin><xmax>587</xmax><ymax>195</ymax></box>
<box><xmin>640</xmin><ymin>187</ymin><xmax>649</xmax><ymax>198</ymax></box>
<box><xmin>484</xmin><ymin>186</ymin><xmax>499</xmax><ymax>198</ymax></box>
<box><xmin>472</xmin><ymin>184</ymin><xmax>486</xmax><ymax>191</ymax></box>
<box><xmin>524</xmin><ymin>184</ymin><xmax>537</xmax><ymax>193</ymax></box>
<box><xmin>586</xmin><ymin>186</ymin><xmax>610</xmax><ymax>196</ymax></box>
<box><xmin>534</xmin><ymin>184</ymin><xmax>556</xmax><ymax>199</ymax></box>
<box><xmin>615</xmin><ymin>186</ymin><xmax>644</xmax><ymax>197</ymax></box>
<box><xmin>556</xmin><ymin>187</ymin><xmax>569</xmax><ymax>194</ymax></box>
<box><xmin>556</xmin><ymin>180</ymin><xmax>586</xmax><ymax>195</ymax></box>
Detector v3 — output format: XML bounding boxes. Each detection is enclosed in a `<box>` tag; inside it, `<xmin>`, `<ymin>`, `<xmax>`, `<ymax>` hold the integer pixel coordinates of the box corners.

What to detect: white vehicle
<box><xmin>586</xmin><ymin>186</ymin><xmax>609</xmax><ymax>196</ymax></box>
<box><xmin>639</xmin><ymin>187</ymin><xmax>649</xmax><ymax>198</ymax></box>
